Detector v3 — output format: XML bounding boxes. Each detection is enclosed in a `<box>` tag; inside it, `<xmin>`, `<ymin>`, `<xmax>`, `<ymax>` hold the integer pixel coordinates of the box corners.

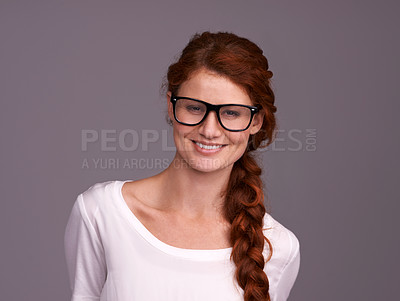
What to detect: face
<box><xmin>167</xmin><ymin>68</ymin><xmax>264</xmax><ymax>173</ymax></box>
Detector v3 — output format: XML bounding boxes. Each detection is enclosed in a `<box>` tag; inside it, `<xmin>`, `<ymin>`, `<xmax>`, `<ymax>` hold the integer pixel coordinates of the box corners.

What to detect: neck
<box><xmin>155</xmin><ymin>154</ymin><xmax>233</xmax><ymax>221</ymax></box>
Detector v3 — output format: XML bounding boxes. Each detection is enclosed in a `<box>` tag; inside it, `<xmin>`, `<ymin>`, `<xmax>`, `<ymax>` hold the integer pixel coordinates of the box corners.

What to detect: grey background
<box><xmin>1</xmin><ymin>0</ymin><xmax>399</xmax><ymax>300</ymax></box>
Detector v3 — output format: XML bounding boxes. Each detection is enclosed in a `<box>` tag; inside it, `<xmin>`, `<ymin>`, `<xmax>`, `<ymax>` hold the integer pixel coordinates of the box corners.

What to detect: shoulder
<box><xmin>76</xmin><ymin>180</ymin><xmax>119</xmax><ymax>224</ymax></box>
<box><xmin>65</xmin><ymin>181</ymin><xmax>120</xmax><ymax>247</ymax></box>
<box><xmin>80</xmin><ymin>180</ymin><xmax>116</xmax><ymax>200</ymax></box>
<box><xmin>262</xmin><ymin>213</ymin><xmax>300</xmax><ymax>269</ymax></box>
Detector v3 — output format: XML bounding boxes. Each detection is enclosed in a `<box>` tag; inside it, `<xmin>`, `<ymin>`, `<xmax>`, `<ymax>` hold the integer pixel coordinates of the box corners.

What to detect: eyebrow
<box><xmin>172</xmin><ymin>94</ymin><xmax>258</xmax><ymax>108</ymax></box>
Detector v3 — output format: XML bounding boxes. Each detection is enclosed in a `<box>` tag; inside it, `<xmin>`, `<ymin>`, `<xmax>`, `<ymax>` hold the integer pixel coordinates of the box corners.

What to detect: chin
<box><xmin>193</xmin><ymin>160</ymin><xmax>226</xmax><ymax>173</ymax></box>
<box><xmin>183</xmin><ymin>155</ymin><xmax>234</xmax><ymax>173</ymax></box>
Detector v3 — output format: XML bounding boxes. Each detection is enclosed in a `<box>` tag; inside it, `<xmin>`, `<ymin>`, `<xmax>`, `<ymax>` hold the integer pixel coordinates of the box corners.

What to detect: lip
<box><xmin>191</xmin><ymin>139</ymin><xmax>227</xmax><ymax>146</ymax></box>
<box><xmin>191</xmin><ymin>139</ymin><xmax>227</xmax><ymax>155</ymax></box>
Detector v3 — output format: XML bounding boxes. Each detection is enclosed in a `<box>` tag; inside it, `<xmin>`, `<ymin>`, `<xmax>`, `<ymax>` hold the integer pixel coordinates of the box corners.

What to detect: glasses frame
<box><xmin>170</xmin><ymin>93</ymin><xmax>260</xmax><ymax>132</ymax></box>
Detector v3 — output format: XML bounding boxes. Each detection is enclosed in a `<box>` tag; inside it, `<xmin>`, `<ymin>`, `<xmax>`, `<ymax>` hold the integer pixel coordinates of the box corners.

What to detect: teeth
<box><xmin>195</xmin><ymin>142</ymin><xmax>224</xmax><ymax>150</ymax></box>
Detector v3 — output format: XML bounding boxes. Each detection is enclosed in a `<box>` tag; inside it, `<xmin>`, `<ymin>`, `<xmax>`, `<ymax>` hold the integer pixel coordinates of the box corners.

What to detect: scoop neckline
<box><xmin>115</xmin><ymin>180</ymin><xmax>233</xmax><ymax>261</ymax></box>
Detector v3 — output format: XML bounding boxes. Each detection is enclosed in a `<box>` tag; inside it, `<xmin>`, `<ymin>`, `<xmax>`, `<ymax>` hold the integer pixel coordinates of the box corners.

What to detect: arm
<box><xmin>274</xmin><ymin>234</ymin><xmax>301</xmax><ymax>301</ymax></box>
<box><xmin>64</xmin><ymin>194</ymin><xmax>107</xmax><ymax>301</ymax></box>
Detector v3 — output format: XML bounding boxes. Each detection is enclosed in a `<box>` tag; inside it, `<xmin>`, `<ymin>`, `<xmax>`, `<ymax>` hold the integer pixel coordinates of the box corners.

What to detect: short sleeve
<box><xmin>274</xmin><ymin>232</ymin><xmax>300</xmax><ymax>301</ymax></box>
<box><xmin>64</xmin><ymin>194</ymin><xmax>107</xmax><ymax>301</ymax></box>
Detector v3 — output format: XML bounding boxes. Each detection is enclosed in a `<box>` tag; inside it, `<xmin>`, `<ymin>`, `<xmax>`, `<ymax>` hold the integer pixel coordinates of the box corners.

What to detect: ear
<box><xmin>167</xmin><ymin>91</ymin><xmax>174</xmax><ymax>122</ymax></box>
<box><xmin>249</xmin><ymin>111</ymin><xmax>265</xmax><ymax>135</ymax></box>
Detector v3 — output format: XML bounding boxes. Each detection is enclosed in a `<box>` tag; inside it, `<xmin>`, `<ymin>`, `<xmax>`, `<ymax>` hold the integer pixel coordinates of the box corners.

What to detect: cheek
<box><xmin>225</xmin><ymin>131</ymin><xmax>250</xmax><ymax>146</ymax></box>
<box><xmin>172</xmin><ymin>123</ymin><xmax>193</xmax><ymax>146</ymax></box>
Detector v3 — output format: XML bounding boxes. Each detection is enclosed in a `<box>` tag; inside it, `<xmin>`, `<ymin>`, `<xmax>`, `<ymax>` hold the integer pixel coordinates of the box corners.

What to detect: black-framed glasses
<box><xmin>170</xmin><ymin>94</ymin><xmax>260</xmax><ymax>132</ymax></box>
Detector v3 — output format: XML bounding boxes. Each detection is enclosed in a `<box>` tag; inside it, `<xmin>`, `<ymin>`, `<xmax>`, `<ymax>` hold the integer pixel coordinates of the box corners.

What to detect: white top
<box><xmin>64</xmin><ymin>180</ymin><xmax>300</xmax><ymax>301</ymax></box>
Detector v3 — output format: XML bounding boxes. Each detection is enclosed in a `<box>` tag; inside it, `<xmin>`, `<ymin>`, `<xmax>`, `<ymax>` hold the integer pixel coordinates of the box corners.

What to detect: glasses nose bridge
<box><xmin>206</xmin><ymin>102</ymin><xmax>222</xmax><ymax>117</ymax></box>
<box><xmin>201</xmin><ymin>103</ymin><xmax>222</xmax><ymax>127</ymax></box>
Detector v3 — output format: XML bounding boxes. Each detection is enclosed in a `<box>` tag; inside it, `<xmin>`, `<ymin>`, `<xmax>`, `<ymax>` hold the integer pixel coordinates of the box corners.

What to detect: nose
<box><xmin>198</xmin><ymin>110</ymin><xmax>223</xmax><ymax>139</ymax></box>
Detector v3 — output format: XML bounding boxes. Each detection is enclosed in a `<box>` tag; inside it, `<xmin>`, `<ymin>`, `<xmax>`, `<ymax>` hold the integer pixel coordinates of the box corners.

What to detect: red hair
<box><xmin>166</xmin><ymin>32</ymin><xmax>277</xmax><ymax>301</ymax></box>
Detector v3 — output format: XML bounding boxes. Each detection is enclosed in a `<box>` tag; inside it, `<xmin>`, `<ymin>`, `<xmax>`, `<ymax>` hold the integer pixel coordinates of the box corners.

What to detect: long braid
<box><xmin>223</xmin><ymin>152</ymin><xmax>273</xmax><ymax>301</ymax></box>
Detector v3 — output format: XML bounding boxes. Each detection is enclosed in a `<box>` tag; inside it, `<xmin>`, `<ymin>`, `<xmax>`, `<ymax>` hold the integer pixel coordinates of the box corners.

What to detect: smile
<box><xmin>192</xmin><ymin>140</ymin><xmax>226</xmax><ymax>150</ymax></box>
<box><xmin>196</xmin><ymin>142</ymin><xmax>223</xmax><ymax>150</ymax></box>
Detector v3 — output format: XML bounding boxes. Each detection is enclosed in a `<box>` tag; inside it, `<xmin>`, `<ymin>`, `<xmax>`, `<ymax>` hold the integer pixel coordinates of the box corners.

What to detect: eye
<box><xmin>186</xmin><ymin>105</ymin><xmax>204</xmax><ymax>114</ymax></box>
<box><xmin>221</xmin><ymin>109</ymin><xmax>241</xmax><ymax>118</ymax></box>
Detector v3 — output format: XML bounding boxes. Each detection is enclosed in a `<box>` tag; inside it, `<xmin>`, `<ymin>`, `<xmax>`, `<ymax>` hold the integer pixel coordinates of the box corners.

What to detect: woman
<box><xmin>65</xmin><ymin>31</ymin><xmax>300</xmax><ymax>301</ymax></box>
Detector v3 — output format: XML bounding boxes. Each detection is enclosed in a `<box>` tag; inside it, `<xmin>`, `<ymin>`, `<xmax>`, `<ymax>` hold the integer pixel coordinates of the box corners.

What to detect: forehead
<box><xmin>177</xmin><ymin>69</ymin><xmax>252</xmax><ymax>106</ymax></box>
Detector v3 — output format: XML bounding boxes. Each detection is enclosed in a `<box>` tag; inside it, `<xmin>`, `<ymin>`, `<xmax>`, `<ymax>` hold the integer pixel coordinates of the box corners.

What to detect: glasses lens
<box><xmin>175</xmin><ymin>98</ymin><xmax>207</xmax><ymax>124</ymax></box>
<box><xmin>219</xmin><ymin>106</ymin><xmax>252</xmax><ymax>131</ymax></box>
